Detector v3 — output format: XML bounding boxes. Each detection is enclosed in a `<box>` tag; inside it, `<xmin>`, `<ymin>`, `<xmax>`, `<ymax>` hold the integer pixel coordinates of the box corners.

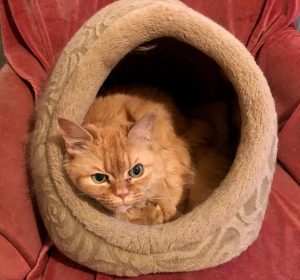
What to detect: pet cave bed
<box><xmin>29</xmin><ymin>0</ymin><xmax>277</xmax><ymax>276</ymax></box>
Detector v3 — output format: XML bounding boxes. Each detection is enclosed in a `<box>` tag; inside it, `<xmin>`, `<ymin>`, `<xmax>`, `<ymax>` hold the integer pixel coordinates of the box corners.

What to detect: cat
<box><xmin>58</xmin><ymin>87</ymin><xmax>194</xmax><ymax>224</ymax></box>
<box><xmin>58</xmin><ymin>86</ymin><xmax>229</xmax><ymax>224</ymax></box>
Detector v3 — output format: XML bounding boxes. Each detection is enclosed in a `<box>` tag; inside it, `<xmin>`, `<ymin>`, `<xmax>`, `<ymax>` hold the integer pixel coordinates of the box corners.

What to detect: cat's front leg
<box><xmin>152</xmin><ymin>182</ymin><xmax>179</xmax><ymax>222</ymax></box>
<box><xmin>155</xmin><ymin>200</ymin><xmax>178</xmax><ymax>222</ymax></box>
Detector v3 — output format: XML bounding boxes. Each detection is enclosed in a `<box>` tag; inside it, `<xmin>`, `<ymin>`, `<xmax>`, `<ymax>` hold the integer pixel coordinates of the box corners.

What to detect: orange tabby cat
<box><xmin>58</xmin><ymin>87</ymin><xmax>193</xmax><ymax>224</ymax></box>
<box><xmin>58</xmin><ymin>87</ymin><xmax>229</xmax><ymax>224</ymax></box>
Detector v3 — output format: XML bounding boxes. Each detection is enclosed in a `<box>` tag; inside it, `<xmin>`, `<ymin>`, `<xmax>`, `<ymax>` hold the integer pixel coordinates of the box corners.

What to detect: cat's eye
<box><xmin>91</xmin><ymin>173</ymin><xmax>108</xmax><ymax>184</ymax></box>
<box><xmin>128</xmin><ymin>164</ymin><xmax>144</xmax><ymax>178</ymax></box>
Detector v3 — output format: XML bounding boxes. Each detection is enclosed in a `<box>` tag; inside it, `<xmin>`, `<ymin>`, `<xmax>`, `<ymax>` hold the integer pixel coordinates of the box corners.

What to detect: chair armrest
<box><xmin>0</xmin><ymin>64</ymin><xmax>43</xmax><ymax>279</ymax></box>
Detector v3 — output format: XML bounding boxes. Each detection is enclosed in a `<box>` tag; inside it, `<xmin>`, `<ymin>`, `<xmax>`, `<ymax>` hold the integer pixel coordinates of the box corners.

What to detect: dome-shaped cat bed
<box><xmin>29</xmin><ymin>0</ymin><xmax>277</xmax><ymax>276</ymax></box>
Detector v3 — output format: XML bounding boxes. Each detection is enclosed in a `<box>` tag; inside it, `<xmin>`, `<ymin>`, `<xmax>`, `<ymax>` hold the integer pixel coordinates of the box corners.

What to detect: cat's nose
<box><xmin>115</xmin><ymin>189</ymin><xmax>129</xmax><ymax>199</ymax></box>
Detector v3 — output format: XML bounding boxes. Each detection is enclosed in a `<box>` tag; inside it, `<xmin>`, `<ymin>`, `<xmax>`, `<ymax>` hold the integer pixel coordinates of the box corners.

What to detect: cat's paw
<box><xmin>142</xmin><ymin>202</ymin><xmax>164</xmax><ymax>225</ymax></box>
<box><xmin>160</xmin><ymin>204</ymin><xmax>178</xmax><ymax>222</ymax></box>
<box><xmin>121</xmin><ymin>202</ymin><xmax>164</xmax><ymax>225</ymax></box>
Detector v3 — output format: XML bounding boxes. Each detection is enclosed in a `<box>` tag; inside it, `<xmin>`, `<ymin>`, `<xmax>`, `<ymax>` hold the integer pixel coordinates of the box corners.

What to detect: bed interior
<box><xmin>98</xmin><ymin>37</ymin><xmax>241</xmax><ymax>207</ymax></box>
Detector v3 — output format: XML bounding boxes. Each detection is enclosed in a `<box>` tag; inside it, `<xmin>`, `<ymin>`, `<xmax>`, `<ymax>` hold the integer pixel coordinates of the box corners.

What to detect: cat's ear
<box><xmin>58</xmin><ymin>118</ymin><xmax>92</xmax><ymax>154</ymax></box>
<box><xmin>128</xmin><ymin>110</ymin><xmax>156</xmax><ymax>146</ymax></box>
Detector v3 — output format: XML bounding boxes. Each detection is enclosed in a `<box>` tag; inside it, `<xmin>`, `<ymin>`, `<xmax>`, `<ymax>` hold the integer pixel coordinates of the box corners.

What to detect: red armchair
<box><xmin>0</xmin><ymin>1</ymin><xmax>299</xmax><ymax>279</ymax></box>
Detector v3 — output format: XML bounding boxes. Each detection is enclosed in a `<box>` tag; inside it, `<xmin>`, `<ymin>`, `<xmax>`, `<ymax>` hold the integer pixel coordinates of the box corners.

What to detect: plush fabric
<box><xmin>1</xmin><ymin>0</ymin><xmax>299</xmax><ymax>100</ymax></box>
<box><xmin>0</xmin><ymin>64</ymin><xmax>41</xmax><ymax>280</ymax></box>
<box><xmin>0</xmin><ymin>0</ymin><xmax>299</xmax><ymax>279</ymax></box>
<box><xmin>26</xmin><ymin>0</ymin><xmax>277</xmax><ymax>276</ymax></box>
<box><xmin>256</xmin><ymin>25</ymin><xmax>300</xmax><ymax>184</ymax></box>
<box><xmin>26</xmin><ymin>164</ymin><xmax>300</xmax><ymax>280</ymax></box>
<box><xmin>0</xmin><ymin>0</ymin><xmax>113</xmax><ymax>97</ymax></box>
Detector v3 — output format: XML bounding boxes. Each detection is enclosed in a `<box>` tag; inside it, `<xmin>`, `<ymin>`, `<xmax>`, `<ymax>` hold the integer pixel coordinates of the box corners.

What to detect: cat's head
<box><xmin>58</xmin><ymin>111</ymin><xmax>163</xmax><ymax>212</ymax></box>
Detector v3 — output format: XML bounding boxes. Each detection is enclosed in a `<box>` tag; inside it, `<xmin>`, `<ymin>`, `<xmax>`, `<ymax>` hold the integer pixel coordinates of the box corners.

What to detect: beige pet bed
<box><xmin>29</xmin><ymin>0</ymin><xmax>277</xmax><ymax>276</ymax></box>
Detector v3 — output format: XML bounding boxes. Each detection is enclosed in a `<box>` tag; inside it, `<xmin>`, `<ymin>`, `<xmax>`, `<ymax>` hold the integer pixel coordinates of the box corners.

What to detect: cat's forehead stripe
<box><xmin>102</xmin><ymin>135</ymin><xmax>130</xmax><ymax>177</ymax></box>
<box><xmin>89</xmin><ymin>124</ymin><xmax>145</xmax><ymax>178</ymax></box>
<box><xmin>90</xmin><ymin>165</ymin><xmax>103</xmax><ymax>172</ymax></box>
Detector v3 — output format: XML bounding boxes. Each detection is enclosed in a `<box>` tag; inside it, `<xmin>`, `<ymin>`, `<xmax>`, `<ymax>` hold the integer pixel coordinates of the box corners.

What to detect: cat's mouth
<box><xmin>105</xmin><ymin>196</ymin><xmax>147</xmax><ymax>212</ymax></box>
<box><xmin>100</xmin><ymin>199</ymin><xmax>138</xmax><ymax>211</ymax></box>
<box><xmin>103</xmin><ymin>203</ymin><xmax>135</xmax><ymax>214</ymax></box>
<box><xmin>116</xmin><ymin>200</ymin><xmax>138</xmax><ymax>208</ymax></box>
<box><xmin>117</xmin><ymin>205</ymin><xmax>132</xmax><ymax>213</ymax></box>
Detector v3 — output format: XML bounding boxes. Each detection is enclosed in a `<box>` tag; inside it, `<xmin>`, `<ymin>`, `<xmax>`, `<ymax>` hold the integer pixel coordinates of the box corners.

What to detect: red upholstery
<box><xmin>0</xmin><ymin>64</ymin><xmax>41</xmax><ymax>280</ymax></box>
<box><xmin>0</xmin><ymin>1</ymin><xmax>299</xmax><ymax>279</ymax></box>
